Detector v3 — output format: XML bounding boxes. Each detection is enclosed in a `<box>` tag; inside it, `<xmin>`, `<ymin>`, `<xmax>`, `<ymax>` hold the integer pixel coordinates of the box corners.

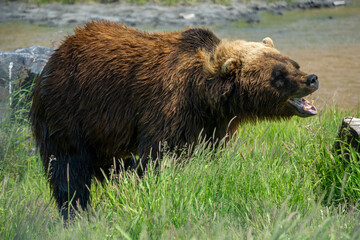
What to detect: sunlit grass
<box><xmin>0</xmin><ymin>86</ymin><xmax>360</xmax><ymax>238</ymax></box>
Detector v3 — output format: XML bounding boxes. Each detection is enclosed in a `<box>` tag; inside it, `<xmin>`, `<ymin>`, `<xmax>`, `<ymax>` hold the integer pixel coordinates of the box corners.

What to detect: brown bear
<box><xmin>30</xmin><ymin>21</ymin><xmax>319</xmax><ymax>221</ymax></box>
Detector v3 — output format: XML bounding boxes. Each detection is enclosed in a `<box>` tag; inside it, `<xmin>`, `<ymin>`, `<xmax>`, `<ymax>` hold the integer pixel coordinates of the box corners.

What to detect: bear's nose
<box><xmin>306</xmin><ymin>74</ymin><xmax>319</xmax><ymax>89</ymax></box>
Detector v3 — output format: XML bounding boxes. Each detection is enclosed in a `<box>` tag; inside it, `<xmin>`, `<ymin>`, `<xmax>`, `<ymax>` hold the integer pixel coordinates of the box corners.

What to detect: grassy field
<box><xmin>1</xmin><ymin>87</ymin><xmax>360</xmax><ymax>239</ymax></box>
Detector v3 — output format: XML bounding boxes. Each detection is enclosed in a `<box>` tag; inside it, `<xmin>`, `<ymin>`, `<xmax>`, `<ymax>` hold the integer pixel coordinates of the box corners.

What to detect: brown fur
<box><xmin>30</xmin><ymin>21</ymin><xmax>318</xmax><ymax>220</ymax></box>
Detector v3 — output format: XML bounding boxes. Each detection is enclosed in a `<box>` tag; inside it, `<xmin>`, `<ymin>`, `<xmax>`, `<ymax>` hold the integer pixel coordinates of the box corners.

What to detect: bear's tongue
<box><xmin>288</xmin><ymin>98</ymin><xmax>317</xmax><ymax>116</ymax></box>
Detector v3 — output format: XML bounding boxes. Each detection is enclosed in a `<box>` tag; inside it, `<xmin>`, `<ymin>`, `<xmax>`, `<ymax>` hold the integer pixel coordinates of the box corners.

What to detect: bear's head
<box><xmin>204</xmin><ymin>37</ymin><xmax>319</xmax><ymax>119</ymax></box>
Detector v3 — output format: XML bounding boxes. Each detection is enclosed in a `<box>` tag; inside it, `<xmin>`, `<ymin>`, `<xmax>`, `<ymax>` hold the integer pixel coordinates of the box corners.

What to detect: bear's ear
<box><xmin>262</xmin><ymin>37</ymin><xmax>274</xmax><ymax>48</ymax></box>
<box><xmin>204</xmin><ymin>40</ymin><xmax>243</xmax><ymax>75</ymax></box>
<box><xmin>221</xmin><ymin>58</ymin><xmax>236</xmax><ymax>73</ymax></box>
<box><xmin>221</xmin><ymin>57</ymin><xmax>242</xmax><ymax>75</ymax></box>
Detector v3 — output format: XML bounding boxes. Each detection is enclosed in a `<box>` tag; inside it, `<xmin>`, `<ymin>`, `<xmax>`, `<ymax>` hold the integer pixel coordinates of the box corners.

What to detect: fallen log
<box><xmin>334</xmin><ymin>117</ymin><xmax>360</xmax><ymax>159</ymax></box>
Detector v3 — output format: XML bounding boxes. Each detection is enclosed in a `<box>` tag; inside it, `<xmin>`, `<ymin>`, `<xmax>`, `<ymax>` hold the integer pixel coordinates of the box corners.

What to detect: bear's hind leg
<box><xmin>48</xmin><ymin>151</ymin><xmax>93</xmax><ymax>222</ymax></box>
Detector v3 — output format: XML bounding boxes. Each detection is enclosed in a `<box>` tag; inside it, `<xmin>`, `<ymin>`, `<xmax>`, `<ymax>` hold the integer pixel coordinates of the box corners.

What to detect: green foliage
<box><xmin>1</xmin><ymin>87</ymin><xmax>360</xmax><ymax>239</ymax></box>
<box><xmin>0</xmin><ymin>83</ymin><xmax>56</xmax><ymax>239</ymax></box>
<box><xmin>0</xmin><ymin>84</ymin><xmax>35</xmax><ymax>182</ymax></box>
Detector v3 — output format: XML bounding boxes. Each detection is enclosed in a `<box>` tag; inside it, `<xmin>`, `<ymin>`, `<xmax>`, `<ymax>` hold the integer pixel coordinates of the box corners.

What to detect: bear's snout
<box><xmin>306</xmin><ymin>74</ymin><xmax>319</xmax><ymax>90</ymax></box>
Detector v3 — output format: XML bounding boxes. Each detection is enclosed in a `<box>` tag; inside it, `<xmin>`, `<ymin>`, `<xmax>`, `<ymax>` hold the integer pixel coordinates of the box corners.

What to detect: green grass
<box><xmin>1</xmin><ymin>87</ymin><xmax>360</xmax><ymax>239</ymax></box>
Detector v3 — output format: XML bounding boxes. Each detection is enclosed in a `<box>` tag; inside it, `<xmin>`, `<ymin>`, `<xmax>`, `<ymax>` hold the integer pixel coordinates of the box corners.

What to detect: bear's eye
<box><xmin>271</xmin><ymin>64</ymin><xmax>288</xmax><ymax>88</ymax></box>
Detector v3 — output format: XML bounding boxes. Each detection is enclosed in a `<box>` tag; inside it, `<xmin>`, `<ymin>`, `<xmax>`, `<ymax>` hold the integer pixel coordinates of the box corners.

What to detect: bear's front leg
<box><xmin>137</xmin><ymin>138</ymin><xmax>165</xmax><ymax>177</ymax></box>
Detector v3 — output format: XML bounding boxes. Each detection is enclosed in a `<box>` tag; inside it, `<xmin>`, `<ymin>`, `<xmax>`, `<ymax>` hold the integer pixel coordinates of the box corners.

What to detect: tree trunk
<box><xmin>334</xmin><ymin>117</ymin><xmax>360</xmax><ymax>160</ymax></box>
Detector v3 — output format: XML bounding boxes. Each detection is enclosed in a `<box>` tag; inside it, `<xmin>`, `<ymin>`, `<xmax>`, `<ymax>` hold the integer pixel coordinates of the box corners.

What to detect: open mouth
<box><xmin>288</xmin><ymin>97</ymin><xmax>317</xmax><ymax>116</ymax></box>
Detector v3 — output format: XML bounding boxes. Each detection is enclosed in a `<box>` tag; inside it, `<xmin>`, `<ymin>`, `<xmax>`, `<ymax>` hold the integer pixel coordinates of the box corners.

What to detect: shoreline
<box><xmin>0</xmin><ymin>0</ymin><xmax>346</xmax><ymax>28</ymax></box>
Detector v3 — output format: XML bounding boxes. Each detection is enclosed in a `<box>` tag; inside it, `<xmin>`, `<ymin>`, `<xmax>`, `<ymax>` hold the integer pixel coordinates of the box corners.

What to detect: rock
<box><xmin>0</xmin><ymin>46</ymin><xmax>52</xmax><ymax>110</ymax></box>
<box><xmin>0</xmin><ymin>46</ymin><xmax>52</xmax><ymax>88</ymax></box>
<box><xmin>333</xmin><ymin>1</ymin><xmax>346</xmax><ymax>6</ymax></box>
<box><xmin>179</xmin><ymin>13</ymin><xmax>195</xmax><ymax>20</ymax></box>
<box><xmin>0</xmin><ymin>1</ymin><xmax>338</xmax><ymax>28</ymax></box>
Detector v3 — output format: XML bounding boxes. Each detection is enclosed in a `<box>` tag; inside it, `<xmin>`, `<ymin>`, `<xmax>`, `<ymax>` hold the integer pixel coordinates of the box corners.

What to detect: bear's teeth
<box><xmin>288</xmin><ymin>97</ymin><xmax>317</xmax><ymax>115</ymax></box>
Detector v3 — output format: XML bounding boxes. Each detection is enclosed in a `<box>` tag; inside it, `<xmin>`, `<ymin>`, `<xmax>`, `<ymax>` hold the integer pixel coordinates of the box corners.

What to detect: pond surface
<box><xmin>0</xmin><ymin>4</ymin><xmax>359</xmax><ymax>110</ymax></box>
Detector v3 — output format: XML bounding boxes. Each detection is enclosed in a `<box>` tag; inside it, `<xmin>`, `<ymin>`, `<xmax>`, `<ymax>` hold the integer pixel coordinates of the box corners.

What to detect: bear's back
<box><xmin>70</xmin><ymin>21</ymin><xmax>220</xmax><ymax>55</ymax></box>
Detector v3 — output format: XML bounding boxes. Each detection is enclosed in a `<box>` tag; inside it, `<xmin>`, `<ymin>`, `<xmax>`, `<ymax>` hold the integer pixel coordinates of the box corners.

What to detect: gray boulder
<box><xmin>0</xmin><ymin>46</ymin><xmax>52</xmax><ymax>116</ymax></box>
<box><xmin>0</xmin><ymin>46</ymin><xmax>52</xmax><ymax>89</ymax></box>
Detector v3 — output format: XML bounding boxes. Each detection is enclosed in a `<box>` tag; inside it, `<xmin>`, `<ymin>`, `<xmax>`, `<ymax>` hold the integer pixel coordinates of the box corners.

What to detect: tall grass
<box><xmin>0</xmin><ymin>85</ymin><xmax>360</xmax><ymax>239</ymax></box>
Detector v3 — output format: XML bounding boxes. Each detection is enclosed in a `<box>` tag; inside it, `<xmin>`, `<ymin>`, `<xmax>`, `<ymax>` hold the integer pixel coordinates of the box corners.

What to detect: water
<box><xmin>0</xmin><ymin>5</ymin><xmax>359</xmax><ymax>109</ymax></box>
